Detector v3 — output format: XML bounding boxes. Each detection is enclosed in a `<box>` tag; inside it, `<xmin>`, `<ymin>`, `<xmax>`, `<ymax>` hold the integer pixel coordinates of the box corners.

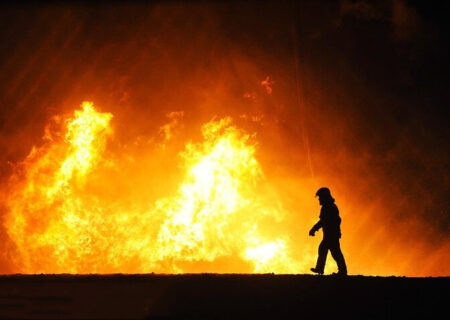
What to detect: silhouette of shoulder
<box><xmin>319</xmin><ymin>203</ymin><xmax>341</xmax><ymax>235</ymax></box>
<box><xmin>320</xmin><ymin>203</ymin><xmax>339</xmax><ymax>219</ymax></box>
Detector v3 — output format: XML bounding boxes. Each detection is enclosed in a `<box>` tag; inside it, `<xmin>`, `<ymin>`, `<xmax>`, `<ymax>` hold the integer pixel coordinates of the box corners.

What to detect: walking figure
<box><xmin>309</xmin><ymin>187</ymin><xmax>347</xmax><ymax>275</ymax></box>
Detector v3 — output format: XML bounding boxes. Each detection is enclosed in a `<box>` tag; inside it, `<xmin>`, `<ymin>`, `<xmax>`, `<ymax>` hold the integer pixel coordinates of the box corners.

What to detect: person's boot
<box><xmin>310</xmin><ymin>267</ymin><xmax>324</xmax><ymax>275</ymax></box>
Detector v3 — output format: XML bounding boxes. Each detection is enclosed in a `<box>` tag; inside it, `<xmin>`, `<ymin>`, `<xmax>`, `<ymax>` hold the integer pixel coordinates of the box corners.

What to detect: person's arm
<box><xmin>309</xmin><ymin>207</ymin><xmax>324</xmax><ymax>236</ymax></box>
<box><xmin>309</xmin><ymin>220</ymin><xmax>322</xmax><ymax>236</ymax></box>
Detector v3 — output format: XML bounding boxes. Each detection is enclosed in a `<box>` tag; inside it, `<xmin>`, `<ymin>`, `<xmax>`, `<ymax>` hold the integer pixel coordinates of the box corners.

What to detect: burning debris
<box><xmin>261</xmin><ymin>76</ymin><xmax>274</xmax><ymax>94</ymax></box>
<box><xmin>243</xmin><ymin>92</ymin><xmax>257</xmax><ymax>100</ymax></box>
<box><xmin>159</xmin><ymin>111</ymin><xmax>184</xmax><ymax>143</ymax></box>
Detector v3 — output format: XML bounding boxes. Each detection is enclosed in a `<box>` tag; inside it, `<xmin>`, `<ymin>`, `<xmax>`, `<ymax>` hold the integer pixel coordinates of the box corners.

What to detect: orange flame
<box><xmin>4</xmin><ymin>102</ymin><xmax>301</xmax><ymax>273</ymax></box>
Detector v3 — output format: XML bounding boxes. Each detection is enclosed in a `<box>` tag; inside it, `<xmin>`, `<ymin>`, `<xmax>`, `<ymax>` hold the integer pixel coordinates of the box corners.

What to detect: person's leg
<box><xmin>329</xmin><ymin>238</ymin><xmax>347</xmax><ymax>274</ymax></box>
<box><xmin>314</xmin><ymin>239</ymin><xmax>329</xmax><ymax>273</ymax></box>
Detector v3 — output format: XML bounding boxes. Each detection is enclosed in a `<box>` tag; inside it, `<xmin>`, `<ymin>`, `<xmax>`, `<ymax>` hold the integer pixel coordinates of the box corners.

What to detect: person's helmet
<box><xmin>315</xmin><ymin>187</ymin><xmax>331</xmax><ymax>198</ymax></box>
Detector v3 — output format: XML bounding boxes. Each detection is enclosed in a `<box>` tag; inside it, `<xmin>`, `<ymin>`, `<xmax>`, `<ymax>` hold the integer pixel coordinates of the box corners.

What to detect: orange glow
<box><xmin>4</xmin><ymin>102</ymin><xmax>302</xmax><ymax>273</ymax></box>
<box><xmin>0</xmin><ymin>4</ymin><xmax>448</xmax><ymax>278</ymax></box>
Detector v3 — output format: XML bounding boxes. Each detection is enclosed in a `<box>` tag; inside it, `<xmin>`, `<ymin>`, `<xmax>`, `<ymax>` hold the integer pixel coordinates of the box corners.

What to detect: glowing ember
<box><xmin>4</xmin><ymin>102</ymin><xmax>299</xmax><ymax>274</ymax></box>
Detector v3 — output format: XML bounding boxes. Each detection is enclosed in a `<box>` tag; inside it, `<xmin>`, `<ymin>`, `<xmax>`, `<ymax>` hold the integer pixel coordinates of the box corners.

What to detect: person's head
<box><xmin>315</xmin><ymin>187</ymin><xmax>335</xmax><ymax>205</ymax></box>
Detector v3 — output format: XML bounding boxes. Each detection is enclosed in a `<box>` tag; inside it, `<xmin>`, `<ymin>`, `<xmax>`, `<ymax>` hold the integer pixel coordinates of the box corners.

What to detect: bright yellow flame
<box><xmin>245</xmin><ymin>240</ymin><xmax>285</xmax><ymax>270</ymax></box>
<box><xmin>49</xmin><ymin>101</ymin><xmax>113</xmax><ymax>197</ymax></box>
<box><xmin>4</xmin><ymin>102</ymin><xmax>300</xmax><ymax>274</ymax></box>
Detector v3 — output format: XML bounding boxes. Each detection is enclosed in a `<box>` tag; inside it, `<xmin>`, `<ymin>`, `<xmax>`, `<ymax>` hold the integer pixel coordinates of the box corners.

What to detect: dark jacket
<box><xmin>312</xmin><ymin>202</ymin><xmax>342</xmax><ymax>238</ymax></box>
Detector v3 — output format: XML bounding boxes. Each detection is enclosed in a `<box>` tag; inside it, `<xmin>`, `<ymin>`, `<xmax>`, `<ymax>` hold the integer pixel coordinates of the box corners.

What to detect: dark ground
<box><xmin>0</xmin><ymin>274</ymin><xmax>448</xmax><ymax>319</ymax></box>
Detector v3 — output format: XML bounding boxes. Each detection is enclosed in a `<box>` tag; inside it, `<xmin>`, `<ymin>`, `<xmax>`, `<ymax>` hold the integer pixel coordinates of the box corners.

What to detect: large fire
<box><xmin>0</xmin><ymin>3</ymin><xmax>448</xmax><ymax>278</ymax></box>
<box><xmin>4</xmin><ymin>102</ymin><xmax>300</xmax><ymax>273</ymax></box>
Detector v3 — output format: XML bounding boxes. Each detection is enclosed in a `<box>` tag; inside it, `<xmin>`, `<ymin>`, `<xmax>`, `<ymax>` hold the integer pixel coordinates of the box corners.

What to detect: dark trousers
<box><xmin>315</xmin><ymin>236</ymin><xmax>347</xmax><ymax>273</ymax></box>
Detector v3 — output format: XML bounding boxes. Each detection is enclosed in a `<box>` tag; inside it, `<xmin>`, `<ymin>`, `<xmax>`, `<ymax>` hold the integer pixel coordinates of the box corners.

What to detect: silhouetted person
<box><xmin>309</xmin><ymin>187</ymin><xmax>347</xmax><ymax>275</ymax></box>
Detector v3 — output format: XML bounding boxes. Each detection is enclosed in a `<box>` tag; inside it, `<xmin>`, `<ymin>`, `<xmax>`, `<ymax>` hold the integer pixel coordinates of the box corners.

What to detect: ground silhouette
<box><xmin>0</xmin><ymin>274</ymin><xmax>447</xmax><ymax>319</ymax></box>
